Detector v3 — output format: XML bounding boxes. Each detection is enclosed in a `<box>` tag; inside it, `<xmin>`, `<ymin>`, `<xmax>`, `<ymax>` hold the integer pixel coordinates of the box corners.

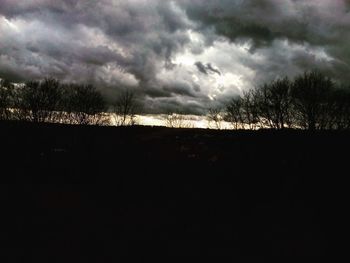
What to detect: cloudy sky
<box><xmin>1</xmin><ymin>0</ymin><xmax>350</xmax><ymax>114</ymax></box>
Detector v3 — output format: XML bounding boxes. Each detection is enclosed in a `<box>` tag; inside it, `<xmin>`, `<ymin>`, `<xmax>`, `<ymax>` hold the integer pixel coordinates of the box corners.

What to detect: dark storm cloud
<box><xmin>145</xmin><ymin>96</ymin><xmax>207</xmax><ymax>115</ymax></box>
<box><xmin>179</xmin><ymin>0</ymin><xmax>350</xmax><ymax>81</ymax></box>
<box><xmin>181</xmin><ymin>0</ymin><xmax>311</xmax><ymax>47</ymax></box>
<box><xmin>1</xmin><ymin>0</ymin><xmax>350</xmax><ymax>114</ymax></box>
<box><xmin>207</xmin><ymin>63</ymin><xmax>221</xmax><ymax>75</ymax></box>
<box><xmin>195</xmin><ymin>61</ymin><xmax>221</xmax><ymax>75</ymax></box>
<box><xmin>163</xmin><ymin>83</ymin><xmax>197</xmax><ymax>97</ymax></box>
<box><xmin>194</xmin><ymin>61</ymin><xmax>208</xmax><ymax>75</ymax></box>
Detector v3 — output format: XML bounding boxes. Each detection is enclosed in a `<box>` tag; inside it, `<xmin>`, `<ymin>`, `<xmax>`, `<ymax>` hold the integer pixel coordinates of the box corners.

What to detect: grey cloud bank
<box><xmin>1</xmin><ymin>0</ymin><xmax>350</xmax><ymax>114</ymax></box>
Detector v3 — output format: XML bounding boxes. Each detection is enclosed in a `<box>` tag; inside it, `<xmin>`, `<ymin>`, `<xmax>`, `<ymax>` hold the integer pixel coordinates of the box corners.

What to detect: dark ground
<box><xmin>0</xmin><ymin>121</ymin><xmax>348</xmax><ymax>261</ymax></box>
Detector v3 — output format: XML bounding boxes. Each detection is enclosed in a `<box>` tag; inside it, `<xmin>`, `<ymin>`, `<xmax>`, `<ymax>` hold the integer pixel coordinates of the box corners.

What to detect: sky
<box><xmin>1</xmin><ymin>0</ymin><xmax>350</xmax><ymax>115</ymax></box>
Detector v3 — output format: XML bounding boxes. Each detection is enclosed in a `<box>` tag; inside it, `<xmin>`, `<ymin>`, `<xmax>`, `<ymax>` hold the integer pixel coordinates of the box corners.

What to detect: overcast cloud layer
<box><xmin>1</xmin><ymin>0</ymin><xmax>350</xmax><ymax>114</ymax></box>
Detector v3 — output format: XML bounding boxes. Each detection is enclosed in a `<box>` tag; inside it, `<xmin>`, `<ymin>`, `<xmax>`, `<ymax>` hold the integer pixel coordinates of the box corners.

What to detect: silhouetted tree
<box><xmin>242</xmin><ymin>90</ymin><xmax>260</xmax><ymax>129</ymax></box>
<box><xmin>16</xmin><ymin>78</ymin><xmax>63</xmax><ymax>122</ymax></box>
<box><xmin>224</xmin><ymin>71</ymin><xmax>345</xmax><ymax>130</ymax></box>
<box><xmin>165</xmin><ymin>113</ymin><xmax>191</xmax><ymax>128</ymax></box>
<box><xmin>62</xmin><ymin>84</ymin><xmax>109</xmax><ymax>125</ymax></box>
<box><xmin>254</xmin><ymin>77</ymin><xmax>293</xmax><ymax>129</ymax></box>
<box><xmin>291</xmin><ymin>71</ymin><xmax>334</xmax><ymax>130</ymax></box>
<box><xmin>224</xmin><ymin>90</ymin><xmax>260</xmax><ymax>129</ymax></box>
<box><xmin>0</xmin><ymin>79</ymin><xmax>15</xmax><ymax>120</ymax></box>
<box><xmin>225</xmin><ymin>96</ymin><xmax>245</xmax><ymax>129</ymax></box>
<box><xmin>207</xmin><ymin>107</ymin><xmax>223</xmax><ymax>129</ymax></box>
<box><xmin>113</xmin><ymin>89</ymin><xmax>138</xmax><ymax>126</ymax></box>
<box><xmin>327</xmin><ymin>87</ymin><xmax>350</xmax><ymax>130</ymax></box>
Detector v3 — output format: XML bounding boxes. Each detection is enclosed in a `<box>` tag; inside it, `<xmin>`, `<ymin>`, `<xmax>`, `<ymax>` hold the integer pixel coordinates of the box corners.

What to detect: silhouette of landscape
<box><xmin>1</xmin><ymin>117</ymin><xmax>348</xmax><ymax>260</ymax></box>
<box><xmin>1</xmin><ymin>0</ymin><xmax>350</xmax><ymax>261</ymax></box>
<box><xmin>1</xmin><ymin>41</ymin><xmax>349</xmax><ymax>263</ymax></box>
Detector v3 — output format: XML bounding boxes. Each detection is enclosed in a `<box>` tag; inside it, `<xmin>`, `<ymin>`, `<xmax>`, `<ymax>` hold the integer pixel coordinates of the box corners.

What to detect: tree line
<box><xmin>221</xmin><ymin>71</ymin><xmax>350</xmax><ymax>130</ymax></box>
<box><xmin>0</xmin><ymin>78</ymin><xmax>139</xmax><ymax>125</ymax></box>
<box><xmin>1</xmin><ymin>70</ymin><xmax>350</xmax><ymax>129</ymax></box>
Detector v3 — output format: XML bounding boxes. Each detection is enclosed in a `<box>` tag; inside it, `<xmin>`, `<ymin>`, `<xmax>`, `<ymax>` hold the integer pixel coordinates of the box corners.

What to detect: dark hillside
<box><xmin>0</xmin><ymin>121</ymin><xmax>348</xmax><ymax>260</ymax></box>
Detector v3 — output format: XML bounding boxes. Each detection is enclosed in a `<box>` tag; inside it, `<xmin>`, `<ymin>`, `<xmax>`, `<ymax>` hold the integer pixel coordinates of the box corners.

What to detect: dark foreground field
<box><xmin>0</xmin><ymin>121</ymin><xmax>348</xmax><ymax>261</ymax></box>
